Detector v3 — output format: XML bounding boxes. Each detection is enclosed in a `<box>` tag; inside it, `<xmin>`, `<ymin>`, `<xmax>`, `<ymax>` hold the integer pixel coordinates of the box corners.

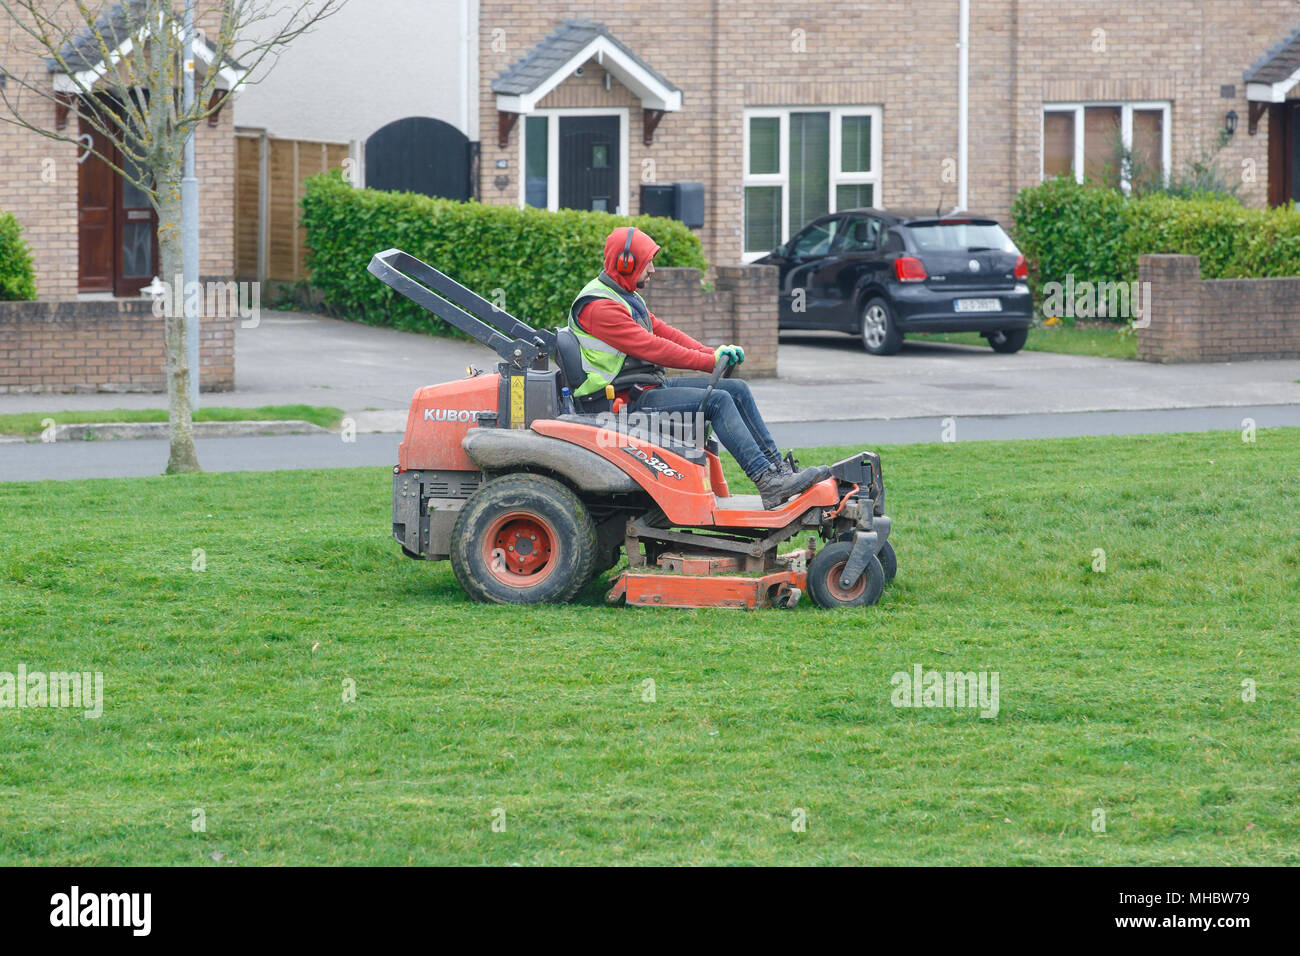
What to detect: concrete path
<box><xmin>4</xmin><ymin>404</ymin><xmax>1296</xmax><ymax>483</ymax></box>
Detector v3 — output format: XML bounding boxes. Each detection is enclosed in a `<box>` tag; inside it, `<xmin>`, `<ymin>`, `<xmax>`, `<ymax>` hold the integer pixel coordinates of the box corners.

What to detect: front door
<box><xmin>77</xmin><ymin>114</ymin><xmax>115</xmax><ymax>292</ymax></box>
<box><xmin>558</xmin><ymin>115</ymin><xmax>620</xmax><ymax>212</ymax></box>
<box><xmin>77</xmin><ymin>98</ymin><xmax>159</xmax><ymax>297</ymax></box>
<box><xmin>1268</xmin><ymin>102</ymin><xmax>1300</xmax><ymax>208</ymax></box>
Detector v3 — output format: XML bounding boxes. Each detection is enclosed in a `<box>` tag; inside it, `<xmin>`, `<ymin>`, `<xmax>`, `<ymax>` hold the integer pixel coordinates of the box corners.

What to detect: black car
<box><xmin>756</xmin><ymin>208</ymin><xmax>1033</xmax><ymax>355</ymax></box>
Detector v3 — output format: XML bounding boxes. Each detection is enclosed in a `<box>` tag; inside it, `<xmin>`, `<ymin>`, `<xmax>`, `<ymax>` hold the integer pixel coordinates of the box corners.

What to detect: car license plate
<box><xmin>954</xmin><ymin>298</ymin><xmax>1002</xmax><ymax>313</ymax></box>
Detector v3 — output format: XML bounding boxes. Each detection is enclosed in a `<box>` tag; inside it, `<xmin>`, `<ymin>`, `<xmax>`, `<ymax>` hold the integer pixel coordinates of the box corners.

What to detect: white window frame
<box><xmin>517</xmin><ymin>107</ymin><xmax>629</xmax><ymax>215</ymax></box>
<box><xmin>1041</xmin><ymin>101</ymin><xmax>1171</xmax><ymax>193</ymax></box>
<box><xmin>742</xmin><ymin>105</ymin><xmax>883</xmax><ymax>263</ymax></box>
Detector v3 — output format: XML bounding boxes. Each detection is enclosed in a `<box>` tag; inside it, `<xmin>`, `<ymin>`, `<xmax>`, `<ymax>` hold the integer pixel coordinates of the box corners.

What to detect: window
<box><xmin>524</xmin><ymin>115</ymin><xmax>548</xmax><ymax>209</ymax></box>
<box><xmin>789</xmin><ymin>218</ymin><xmax>841</xmax><ymax>257</ymax></box>
<box><xmin>836</xmin><ymin>216</ymin><xmax>880</xmax><ymax>253</ymax></box>
<box><xmin>1042</xmin><ymin>103</ymin><xmax>1170</xmax><ymax>192</ymax></box>
<box><xmin>907</xmin><ymin>221</ymin><xmax>1018</xmax><ymax>253</ymax></box>
<box><xmin>743</xmin><ymin>106</ymin><xmax>882</xmax><ymax>260</ymax></box>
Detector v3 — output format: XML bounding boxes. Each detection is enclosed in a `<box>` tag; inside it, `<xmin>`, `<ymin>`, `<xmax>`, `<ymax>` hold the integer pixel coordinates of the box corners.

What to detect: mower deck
<box><xmin>607</xmin><ymin>548</ymin><xmax>811</xmax><ymax>610</ymax></box>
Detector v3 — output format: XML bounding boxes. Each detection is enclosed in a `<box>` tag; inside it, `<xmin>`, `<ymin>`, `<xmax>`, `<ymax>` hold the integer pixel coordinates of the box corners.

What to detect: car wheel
<box><xmin>986</xmin><ymin>328</ymin><xmax>1028</xmax><ymax>354</ymax></box>
<box><xmin>860</xmin><ymin>297</ymin><xmax>903</xmax><ymax>355</ymax></box>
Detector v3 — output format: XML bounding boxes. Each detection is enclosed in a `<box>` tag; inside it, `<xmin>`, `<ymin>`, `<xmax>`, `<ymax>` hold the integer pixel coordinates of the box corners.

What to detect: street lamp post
<box><xmin>182</xmin><ymin>0</ymin><xmax>200</xmax><ymax>409</ymax></box>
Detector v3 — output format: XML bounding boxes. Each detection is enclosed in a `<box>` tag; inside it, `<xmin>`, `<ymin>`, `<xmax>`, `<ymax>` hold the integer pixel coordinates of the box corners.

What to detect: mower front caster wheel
<box><xmin>877</xmin><ymin>540</ymin><xmax>897</xmax><ymax>582</ymax></box>
<box><xmin>835</xmin><ymin>534</ymin><xmax>896</xmax><ymax>583</ymax></box>
<box><xmin>807</xmin><ymin>541</ymin><xmax>886</xmax><ymax>608</ymax></box>
<box><xmin>450</xmin><ymin>474</ymin><xmax>596</xmax><ymax>604</ymax></box>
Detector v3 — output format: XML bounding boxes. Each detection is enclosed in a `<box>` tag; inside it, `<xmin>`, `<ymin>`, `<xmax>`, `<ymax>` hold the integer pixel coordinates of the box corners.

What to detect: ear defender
<box><xmin>615</xmin><ymin>226</ymin><xmax>637</xmax><ymax>276</ymax></box>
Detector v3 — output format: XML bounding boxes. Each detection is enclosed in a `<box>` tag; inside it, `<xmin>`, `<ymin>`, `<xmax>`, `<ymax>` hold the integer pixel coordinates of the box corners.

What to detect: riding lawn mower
<box><xmin>372</xmin><ymin>248</ymin><xmax>896</xmax><ymax>610</ymax></box>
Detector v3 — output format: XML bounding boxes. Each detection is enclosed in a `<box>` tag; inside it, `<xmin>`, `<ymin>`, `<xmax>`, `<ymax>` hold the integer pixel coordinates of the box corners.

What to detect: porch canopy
<box><xmin>46</xmin><ymin>0</ymin><xmax>247</xmax><ymax>126</ymax></box>
<box><xmin>1244</xmin><ymin>23</ymin><xmax>1300</xmax><ymax>132</ymax></box>
<box><xmin>491</xmin><ymin>19</ymin><xmax>681</xmax><ymax>147</ymax></box>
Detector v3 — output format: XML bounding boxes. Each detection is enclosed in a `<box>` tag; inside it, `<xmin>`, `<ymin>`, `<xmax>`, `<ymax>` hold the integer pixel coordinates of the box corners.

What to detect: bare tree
<box><xmin>0</xmin><ymin>0</ymin><xmax>341</xmax><ymax>472</ymax></box>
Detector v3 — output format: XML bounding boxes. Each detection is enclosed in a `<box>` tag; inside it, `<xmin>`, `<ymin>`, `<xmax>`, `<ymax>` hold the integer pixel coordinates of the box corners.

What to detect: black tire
<box><xmin>986</xmin><ymin>328</ymin><xmax>1028</xmax><ymax>354</ymax></box>
<box><xmin>860</xmin><ymin>297</ymin><xmax>903</xmax><ymax>355</ymax></box>
<box><xmin>807</xmin><ymin>541</ymin><xmax>886</xmax><ymax>608</ymax></box>
<box><xmin>590</xmin><ymin>542</ymin><xmax>623</xmax><ymax>579</ymax></box>
<box><xmin>450</xmin><ymin>474</ymin><xmax>596</xmax><ymax>604</ymax></box>
<box><xmin>877</xmin><ymin>540</ymin><xmax>897</xmax><ymax>582</ymax></box>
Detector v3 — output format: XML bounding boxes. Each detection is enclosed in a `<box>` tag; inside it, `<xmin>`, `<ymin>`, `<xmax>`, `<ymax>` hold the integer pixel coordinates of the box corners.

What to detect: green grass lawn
<box><xmin>0</xmin><ymin>429</ymin><xmax>1296</xmax><ymax>865</ymax></box>
<box><xmin>0</xmin><ymin>404</ymin><xmax>345</xmax><ymax>438</ymax></box>
<box><xmin>915</xmin><ymin>323</ymin><xmax>1137</xmax><ymax>359</ymax></box>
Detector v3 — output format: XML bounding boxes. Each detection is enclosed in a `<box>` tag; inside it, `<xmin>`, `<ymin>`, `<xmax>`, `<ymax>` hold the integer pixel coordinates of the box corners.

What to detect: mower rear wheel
<box><xmin>807</xmin><ymin>541</ymin><xmax>885</xmax><ymax>608</ymax></box>
<box><xmin>451</xmin><ymin>474</ymin><xmax>596</xmax><ymax>604</ymax></box>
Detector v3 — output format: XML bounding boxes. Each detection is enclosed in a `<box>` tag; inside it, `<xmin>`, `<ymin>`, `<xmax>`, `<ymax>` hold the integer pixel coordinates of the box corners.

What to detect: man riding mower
<box><xmin>567</xmin><ymin>226</ymin><xmax>830</xmax><ymax>510</ymax></box>
<box><xmin>372</xmin><ymin>229</ymin><xmax>897</xmax><ymax>610</ymax></box>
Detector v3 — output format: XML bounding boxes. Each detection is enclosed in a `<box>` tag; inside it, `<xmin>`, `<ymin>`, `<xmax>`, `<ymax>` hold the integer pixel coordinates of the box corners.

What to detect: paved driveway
<box><xmin>763</xmin><ymin>331</ymin><xmax>1300</xmax><ymax>422</ymax></box>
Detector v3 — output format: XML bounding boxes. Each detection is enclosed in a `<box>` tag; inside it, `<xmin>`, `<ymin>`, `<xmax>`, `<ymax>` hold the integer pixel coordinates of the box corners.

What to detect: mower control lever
<box><xmin>692</xmin><ymin>355</ymin><xmax>731</xmax><ymax>449</ymax></box>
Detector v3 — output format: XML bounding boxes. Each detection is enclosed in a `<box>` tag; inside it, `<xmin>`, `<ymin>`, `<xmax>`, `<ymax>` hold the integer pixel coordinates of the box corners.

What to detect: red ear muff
<box><xmin>615</xmin><ymin>226</ymin><xmax>637</xmax><ymax>276</ymax></box>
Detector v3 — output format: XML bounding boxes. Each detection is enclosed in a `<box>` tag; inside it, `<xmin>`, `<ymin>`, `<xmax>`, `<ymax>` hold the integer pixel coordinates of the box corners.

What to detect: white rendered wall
<box><xmin>234</xmin><ymin>0</ymin><xmax>478</xmax><ymax>144</ymax></box>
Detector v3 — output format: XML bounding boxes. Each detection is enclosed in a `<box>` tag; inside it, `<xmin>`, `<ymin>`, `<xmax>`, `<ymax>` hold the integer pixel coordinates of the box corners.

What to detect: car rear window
<box><xmin>906</xmin><ymin>222</ymin><xmax>1018</xmax><ymax>253</ymax></box>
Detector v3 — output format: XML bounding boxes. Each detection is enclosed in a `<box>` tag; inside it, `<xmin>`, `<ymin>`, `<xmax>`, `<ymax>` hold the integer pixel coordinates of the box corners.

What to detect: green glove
<box><xmin>713</xmin><ymin>345</ymin><xmax>745</xmax><ymax>367</ymax></box>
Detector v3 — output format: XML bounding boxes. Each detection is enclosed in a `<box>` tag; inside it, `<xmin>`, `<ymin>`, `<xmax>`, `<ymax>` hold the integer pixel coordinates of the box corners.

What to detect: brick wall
<box><xmin>480</xmin><ymin>1</ymin><xmax>1300</xmax><ymax>267</ymax></box>
<box><xmin>0</xmin><ymin>300</ymin><xmax>234</xmax><ymax>393</ymax></box>
<box><xmin>1136</xmin><ymin>254</ymin><xmax>1300</xmax><ymax>363</ymax></box>
<box><xmin>638</xmin><ymin>264</ymin><xmax>779</xmax><ymax>377</ymax></box>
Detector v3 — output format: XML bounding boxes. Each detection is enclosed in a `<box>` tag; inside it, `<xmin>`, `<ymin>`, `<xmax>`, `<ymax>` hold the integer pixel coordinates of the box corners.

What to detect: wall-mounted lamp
<box><xmin>1225</xmin><ymin>110</ymin><xmax>1238</xmax><ymax>137</ymax></box>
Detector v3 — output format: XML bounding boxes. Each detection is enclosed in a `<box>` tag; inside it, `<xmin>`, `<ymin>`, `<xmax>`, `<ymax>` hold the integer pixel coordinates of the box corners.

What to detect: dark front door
<box><xmin>77</xmin><ymin>97</ymin><xmax>159</xmax><ymax>297</ymax></box>
<box><xmin>1268</xmin><ymin>103</ymin><xmax>1300</xmax><ymax>208</ymax></box>
<box><xmin>559</xmin><ymin>115</ymin><xmax>619</xmax><ymax>212</ymax></box>
<box><xmin>77</xmin><ymin>114</ymin><xmax>115</xmax><ymax>292</ymax></box>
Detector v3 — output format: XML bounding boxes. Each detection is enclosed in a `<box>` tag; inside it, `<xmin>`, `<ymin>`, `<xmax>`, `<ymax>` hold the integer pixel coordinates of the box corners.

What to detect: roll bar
<box><xmin>367</xmin><ymin>248</ymin><xmax>555</xmax><ymax>368</ymax></box>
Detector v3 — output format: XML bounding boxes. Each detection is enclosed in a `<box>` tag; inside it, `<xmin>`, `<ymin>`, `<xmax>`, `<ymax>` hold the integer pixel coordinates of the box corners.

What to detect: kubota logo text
<box><xmin>424</xmin><ymin>408</ymin><xmax>480</xmax><ymax>423</ymax></box>
<box><xmin>621</xmin><ymin>446</ymin><xmax>684</xmax><ymax>480</ymax></box>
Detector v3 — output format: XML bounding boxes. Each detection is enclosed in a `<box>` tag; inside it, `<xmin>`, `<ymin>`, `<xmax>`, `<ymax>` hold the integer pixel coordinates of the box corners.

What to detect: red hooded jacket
<box><xmin>573</xmin><ymin>228</ymin><xmax>716</xmax><ymax>376</ymax></box>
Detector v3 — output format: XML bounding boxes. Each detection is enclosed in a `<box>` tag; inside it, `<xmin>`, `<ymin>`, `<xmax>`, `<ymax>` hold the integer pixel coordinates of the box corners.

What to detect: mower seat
<box><xmin>553</xmin><ymin>326</ymin><xmax>586</xmax><ymax>394</ymax></box>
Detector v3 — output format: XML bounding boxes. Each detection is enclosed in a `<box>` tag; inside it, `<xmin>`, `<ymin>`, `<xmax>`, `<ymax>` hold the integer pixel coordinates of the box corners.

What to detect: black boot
<box><xmin>754</xmin><ymin>462</ymin><xmax>822</xmax><ymax>509</ymax></box>
<box><xmin>772</xmin><ymin>451</ymin><xmax>832</xmax><ymax>485</ymax></box>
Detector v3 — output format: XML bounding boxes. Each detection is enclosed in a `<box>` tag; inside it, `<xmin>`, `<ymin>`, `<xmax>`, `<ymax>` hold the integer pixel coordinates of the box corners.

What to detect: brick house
<box><xmin>479</xmin><ymin>0</ymin><xmax>1300</xmax><ymax>267</ymax></box>
<box><xmin>0</xmin><ymin>3</ymin><xmax>241</xmax><ymax>301</ymax></box>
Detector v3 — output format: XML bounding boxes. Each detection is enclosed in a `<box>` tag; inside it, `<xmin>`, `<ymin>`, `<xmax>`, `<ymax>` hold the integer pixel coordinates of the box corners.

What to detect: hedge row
<box><xmin>1011</xmin><ymin>178</ymin><xmax>1300</xmax><ymax>318</ymax></box>
<box><xmin>300</xmin><ymin>173</ymin><xmax>708</xmax><ymax>336</ymax></box>
<box><xmin>0</xmin><ymin>212</ymin><xmax>37</xmax><ymax>301</ymax></box>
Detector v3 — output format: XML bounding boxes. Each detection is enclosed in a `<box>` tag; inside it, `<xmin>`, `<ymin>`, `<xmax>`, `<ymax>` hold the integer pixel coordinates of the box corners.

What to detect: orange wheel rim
<box><xmin>824</xmin><ymin>560</ymin><xmax>866</xmax><ymax>602</ymax></box>
<box><xmin>483</xmin><ymin>512</ymin><xmax>557</xmax><ymax>585</ymax></box>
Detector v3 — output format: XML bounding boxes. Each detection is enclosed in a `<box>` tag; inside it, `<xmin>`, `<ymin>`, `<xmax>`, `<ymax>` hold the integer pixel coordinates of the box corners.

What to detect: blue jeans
<box><xmin>631</xmin><ymin>377</ymin><xmax>780</xmax><ymax>479</ymax></box>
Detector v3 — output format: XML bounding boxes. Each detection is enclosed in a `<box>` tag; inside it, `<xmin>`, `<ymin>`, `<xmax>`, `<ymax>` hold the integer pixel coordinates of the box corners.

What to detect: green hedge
<box><xmin>300</xmin><ymin>173</ymin><xmax>708</xmax><ymax>336</ymax></box>
<box><xmin>1009</xmin><ymin>177</ymin><xmax>1128</xmax><ymax>306</ymax></box>
<box><xmin>0</xmin><ymin>212</ymin><xmax>37</xmax><ymax>301</ymax></box>
<box><xmin>1012</xmin><ymin>179</ymin><xmax>1300</xmax><ymax>320</ymax></box>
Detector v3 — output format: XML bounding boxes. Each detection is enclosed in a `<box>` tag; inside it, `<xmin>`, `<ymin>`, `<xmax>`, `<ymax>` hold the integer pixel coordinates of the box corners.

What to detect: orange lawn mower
<box><xmin>373</xmin><ymin>249</ymin><xmax>896</xmax><ymax>610</ymax></box>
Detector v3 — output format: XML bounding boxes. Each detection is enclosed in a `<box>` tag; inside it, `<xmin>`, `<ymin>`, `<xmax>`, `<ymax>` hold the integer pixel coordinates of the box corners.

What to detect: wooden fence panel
<box><xmin>235</xmin><ymin>131</ymin><xmax>351</xmax><ymax>284</ymax></box>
